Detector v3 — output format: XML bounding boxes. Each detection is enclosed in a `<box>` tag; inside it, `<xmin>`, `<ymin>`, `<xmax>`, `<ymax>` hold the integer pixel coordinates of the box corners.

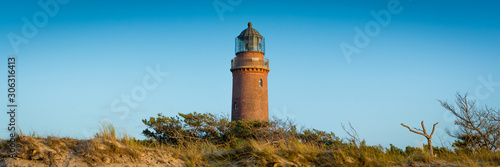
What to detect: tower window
<box><xmin>259</xmin><ymin>79</ymin><xmax>263</xmax><ymax>87</ymax></box>
<box><xmin>234</xmin><ymin>102</ymin><xmax>237</xmax><ymax>111</ymax></box>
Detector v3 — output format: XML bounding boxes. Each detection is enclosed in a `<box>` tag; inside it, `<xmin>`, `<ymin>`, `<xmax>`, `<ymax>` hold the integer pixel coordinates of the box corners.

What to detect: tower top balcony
<box><xmin>235</xmin><ymin>22</ymin><xmax>265</xmax><ymax>55</ymax></box>
<box><xmin>231</xmin><ymin>57</ymin><xmax>269</xmax><ymax>71</ymax></box>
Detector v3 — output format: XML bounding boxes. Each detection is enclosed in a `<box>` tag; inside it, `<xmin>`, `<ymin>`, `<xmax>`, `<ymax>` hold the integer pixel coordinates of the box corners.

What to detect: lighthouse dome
<box><xmin>238</xmin><ymin>22</ymin><xmax>263</xmax><ymax>38</ymax></box>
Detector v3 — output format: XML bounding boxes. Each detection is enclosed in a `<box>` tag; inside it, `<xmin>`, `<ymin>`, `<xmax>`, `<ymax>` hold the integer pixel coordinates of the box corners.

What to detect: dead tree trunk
<box><xmin>401</xmin><ymin>121</ymin><xmax>439</xmax><ymax>157</ymax></box>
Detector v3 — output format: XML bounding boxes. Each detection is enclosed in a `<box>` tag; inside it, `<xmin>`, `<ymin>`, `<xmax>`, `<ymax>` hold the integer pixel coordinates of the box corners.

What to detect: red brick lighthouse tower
<box><xmin>231</xmin><ymin>22</ymin><xmax>269</xmax><ymax>121</ymax></box>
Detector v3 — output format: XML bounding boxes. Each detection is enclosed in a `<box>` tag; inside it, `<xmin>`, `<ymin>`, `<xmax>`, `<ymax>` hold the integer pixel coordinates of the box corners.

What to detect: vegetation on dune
<box><xmin>1</xmin><ymin>92</ymin><xmax>499</xmax><ymax>166</ymax></box>
<box><xmin>1</xmin><ymin>112</ymin><xmax>499</xmax><ymax>167</ymax></box>
<box><xmin>140</xmin><ymin>111</ymin><xmax>500</xmax><ymax>166</ymax></box>
<box><xmin>141</xmin><ymin>112</ymin><xmax>340</xmax><ymax>148</ymax></box>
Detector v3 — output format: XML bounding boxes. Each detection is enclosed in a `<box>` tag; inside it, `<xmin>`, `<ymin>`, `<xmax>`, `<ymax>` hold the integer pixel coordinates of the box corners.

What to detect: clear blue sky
<box><xmin>1</xmin><ymin>0</ymin><xmax>499</xmax><ymax>149</ymax></box>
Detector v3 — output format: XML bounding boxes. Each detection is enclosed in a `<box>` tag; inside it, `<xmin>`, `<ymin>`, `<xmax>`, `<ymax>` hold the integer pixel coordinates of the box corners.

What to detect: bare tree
<box><xmin>439</xmin><ymin>93</ymin><xmax>500</xmax><ymax>152</ymax></box>
<box><xmin>342</xmin><ymin>122</ymin><xmax>360</xmax><ymax>148</ymax></box>
<box><xmin>401</xmin><ymin>121</ymin><xmax>439</xmax><ymax>156</ymax></box>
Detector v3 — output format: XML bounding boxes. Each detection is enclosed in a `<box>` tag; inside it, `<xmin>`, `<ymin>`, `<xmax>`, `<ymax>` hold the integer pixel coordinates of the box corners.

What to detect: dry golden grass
<box><xmin>1</xmin><ymin>120</ymin><xmax>499</xmax><ymax>167</ymax></box>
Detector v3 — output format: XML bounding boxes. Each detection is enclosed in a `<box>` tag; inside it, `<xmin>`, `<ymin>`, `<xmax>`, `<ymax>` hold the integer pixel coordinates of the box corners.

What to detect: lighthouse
<box><xmin>231</xmin><ymin>22</ymin><xmax>269</xmax><ymax>122</ymax></box>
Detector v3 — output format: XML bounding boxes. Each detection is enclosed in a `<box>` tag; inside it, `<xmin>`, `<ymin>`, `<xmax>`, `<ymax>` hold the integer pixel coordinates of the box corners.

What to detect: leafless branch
<box><xmin>342</xmin><ymin>122</ymin><xmax>360</xmax><ymax>148</ymax></box>
<box><xmin>439</xmin><ymin>92</ymin><xmax>499</xmax><ymax>152</ymax></box>
<box><xmin>401</xmin><ymin>121</ymin><xmax>439</xmax><ymax>157</ymax></box>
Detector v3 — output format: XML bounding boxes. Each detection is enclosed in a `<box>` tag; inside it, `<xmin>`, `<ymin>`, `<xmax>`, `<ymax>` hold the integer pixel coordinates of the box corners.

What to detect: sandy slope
<box><xmin>0</xmin><ymin>136</ymin><xmax>183</xmax><ymax>167</ymax></box>
<box><xmin>0</xmin><ymin>137</ymin><xmax>491</xmax><ymax>166</ymax></box>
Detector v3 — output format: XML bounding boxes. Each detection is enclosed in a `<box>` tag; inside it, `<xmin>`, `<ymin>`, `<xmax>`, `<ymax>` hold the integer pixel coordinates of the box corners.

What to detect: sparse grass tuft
<box><xmin>94</xmin><ymin>121</ymin><xmax>116</xmax><ymax>140</ymax></box>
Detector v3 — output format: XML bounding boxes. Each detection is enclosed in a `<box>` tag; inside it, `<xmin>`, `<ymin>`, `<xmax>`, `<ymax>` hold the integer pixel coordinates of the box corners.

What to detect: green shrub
<box><xmin>229</xmin><ymin>120</ymin><xmax>269</xmax><ymax>140</ymax></box>
<box><xmin>405</xmin><ymin>146</ymin><xmax>422</xmax><ymax>157</ymax></box>
<box><xmin>142</xmin><ymin>112</ymin><xmax>342</xmax><ymax>148</ymax></box>
<box><xmin>142</xmin><ymin>112</ymin><xmax>231</xmax><ymax>145</ymax></box>
<box><xmin>387</xmin><ymin>144</ymin><xmax>404</xmax><ymax>156</ymax></box>
<box><xmin>298</xmin><ymin>129</ymin><xmax>341</xmax><ymax>147</ymax></box>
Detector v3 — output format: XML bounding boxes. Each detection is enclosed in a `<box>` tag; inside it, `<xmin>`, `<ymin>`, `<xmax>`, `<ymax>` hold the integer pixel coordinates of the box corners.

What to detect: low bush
<box><xmin>142</xmin><ymin>112</ymin><xmax>342</xmax><ymax>148</ymax></box>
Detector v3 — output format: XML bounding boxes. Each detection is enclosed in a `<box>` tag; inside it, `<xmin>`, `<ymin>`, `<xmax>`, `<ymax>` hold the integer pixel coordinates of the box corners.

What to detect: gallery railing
<box><xmin>231</xmin><ymin>57</ymin><xmax>269</xmax><ymax>70</ymax></box>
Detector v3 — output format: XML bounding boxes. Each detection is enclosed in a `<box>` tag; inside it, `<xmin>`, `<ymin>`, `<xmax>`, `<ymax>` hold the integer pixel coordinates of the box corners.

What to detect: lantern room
<box><xmin>235</xmin><ymin>22</ymin><xmax>265</xmax><ymax>54</ymax></box>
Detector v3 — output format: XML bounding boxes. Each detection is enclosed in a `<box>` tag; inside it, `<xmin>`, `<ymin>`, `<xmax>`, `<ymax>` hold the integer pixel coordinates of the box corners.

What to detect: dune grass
<box><xmin>2</xmin><ymin>114</ymin><xmax>499</xmax><ymax>166</ymax></box>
